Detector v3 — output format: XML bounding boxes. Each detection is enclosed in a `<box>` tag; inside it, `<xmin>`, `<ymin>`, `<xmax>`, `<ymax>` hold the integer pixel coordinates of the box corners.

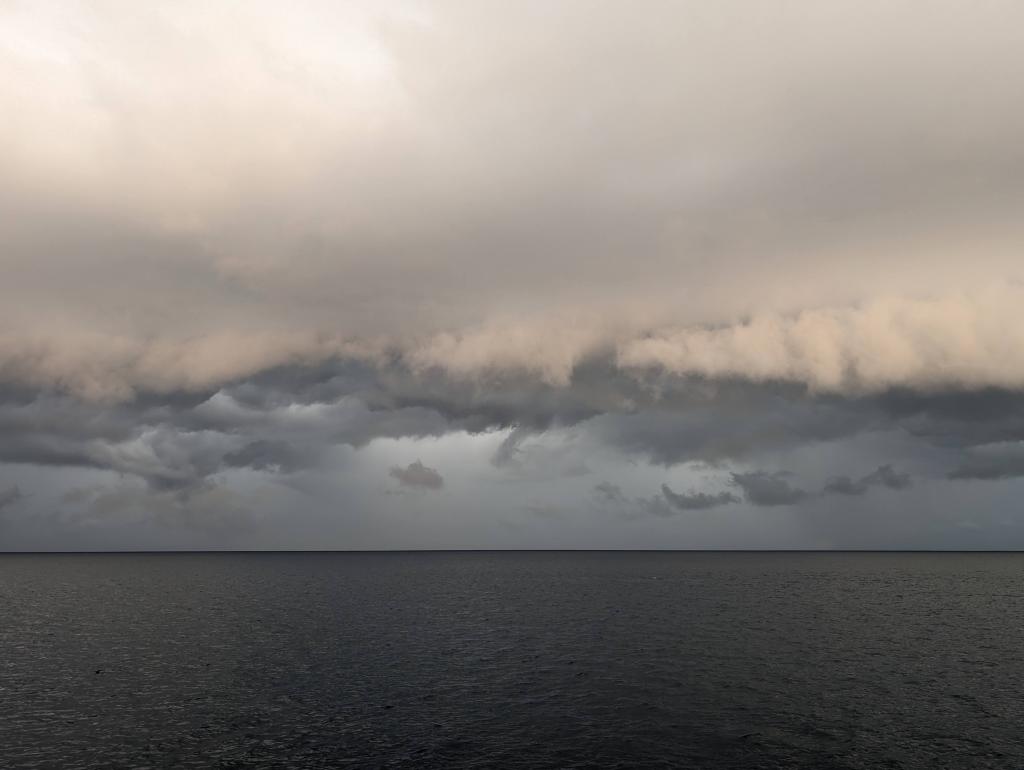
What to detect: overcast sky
<box><xmin>2</xmin><ymin>0</ymin><xmax>1024</xmax><ymax>549</ymax></box>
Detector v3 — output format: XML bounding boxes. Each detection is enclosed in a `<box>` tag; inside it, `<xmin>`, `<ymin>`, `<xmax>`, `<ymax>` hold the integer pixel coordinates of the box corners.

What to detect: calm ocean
<box><xmin>2</xmin><ymin>551</ymin><xmax>1021</xmax><ymax>768</ymax></box>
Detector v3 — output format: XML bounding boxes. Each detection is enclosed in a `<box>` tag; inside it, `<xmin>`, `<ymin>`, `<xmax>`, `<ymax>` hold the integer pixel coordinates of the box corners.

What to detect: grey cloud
<box><xmin>0</xmin><ymin>361</ymin><xmax>1018</xmax><ymax>499</ymax></box>
<box><xmin>389</xmin><ymin>460</ymin><xmax>444</xmax><ymax>491</ymax></box>
<box><xmin>863</xmin><ymin>465</ymin><xmax>912</xmax><ymax>491</ymax></box>
<box><xmin>660</xmin><ymin>483</ymin><xmax>739</xmax><ymax>512</ymax></box>
<box><xmin>823</xmin><ymin>476</ymin><xmax>870</xmax><ymax>496</ymax></box>
<box><xmin>0</xmin><ymin>485</ymin><xmax>22</xmax><ymax>510</ymax></box>
<box><xmin>0</xmin><ymin>376</ymin><xmax>463</xmax><ymax>492</ymax></box>
<box><xmin>492</xmin><ymin>426</ymin><xmax>532</xmax><ymax>468</ymax></box>
<box><xmin>593</xmin><ymin>482</ymin><xmax>625</xmax><ymax>503</ymax></box>
<box><xmin>591</xmin><ymin>481</ymin><xmax>717</xmax><ymax>519</ymax></box>
<box><xmin>591</xmin><ymin>482</ymin><xmax>671</xmax><ymax>519</ymax></box>
<box><xmin>947</xmin><ymin>443</ymin><xmax>1024</xmax><ymax>481</ymax></box>
<box><xmin>731</xmin><ymin>472</ymin><xmax>808</xmax><ymax>507</ymax></box>
<box><xmin>489</xmin><ymin>426</ymin><xmax>590</xmax><ymax>480</ymax></box>
<box><xmin>584</xmin><ymin>382</ymin><xmax>1024</xmax><ymax>477</ymax></box>
<box><xmin>823</xmin><ymin>465</ymin><xmax>911</xmax><ymax>496</ymax></box>
<box><xmin>54</xmin><ymin>481</ymin><xmax>258</xmax><ymax>539</ymax></box>
<box><xmin>876</xmin><ymin>389</ymin><xmax>1024</xmax><ymax>450</ymax></box>
<box><xmin>222</xmin><ymin>440</ymin><xmax>309</xmax><ymax>474</ymax></box>
<box><xmin>584</xmin><ymin>389</ymin><xmax>879</xmax><ymax>467</ymax></box>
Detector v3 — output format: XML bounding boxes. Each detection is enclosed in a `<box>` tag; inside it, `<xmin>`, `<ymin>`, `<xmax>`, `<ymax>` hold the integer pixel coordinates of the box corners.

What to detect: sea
<box><xmin>2</xmin><ymin>551</ymin><xmax>1022</xmax><ymax>768</ymax></box>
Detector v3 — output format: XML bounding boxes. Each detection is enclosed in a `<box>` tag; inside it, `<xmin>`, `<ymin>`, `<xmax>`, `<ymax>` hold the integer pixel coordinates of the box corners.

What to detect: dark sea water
<box><xmin>2</xmin><ymin>552</ymin><xmax>1023</xmax><ymax>769</ymax></box>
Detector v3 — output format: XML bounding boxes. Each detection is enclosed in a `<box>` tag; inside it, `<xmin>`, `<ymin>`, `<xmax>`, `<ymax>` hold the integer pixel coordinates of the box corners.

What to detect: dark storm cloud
<box><xmin>222</xmin><ymin>440</ymin><xmax>309</xmax><ymax>473</ymax></box>
<box><xmin>0</xmin><ymin>367</ymin><xmax>470</xmax><ymax>492</ymax></box>
<box><xmin>222</xmin><ymin>355</ymin><xmax>637</xmax><ymax>438</ymax></box>
<box><xmin>0</xmin><ymin>398</ymin><xmax>234</xmax><ymax>492</ymax></box>
<box><xmin>730</xmin><ymin>472</ymin><xmax>808</xmax><ymax>507</ymax></box>
<box><xmin>660</xmin><ymin>484</ymin><xmax>739</xmax><ymax>511</ymax></box>
<box><xmin>582</xmin><ymin>382</ymin><xmax>1024</xmax><ymax>476</ymax></box>
<box><xmin>823</xmin><ymin>465</ymin><xmax>912</xmax><ymax>496</ymax></box>
<box><xmin>213</xmin><ymin>363</ymin><xmax>877</xmax><ymax>487</ymax></box>
<box><xmin>874</xmin><ymin>389</ymin><xmax>1024</xmax><ymax>449</ymax></box>
<box><xmin>0</xmin><ymin>356</ymin><xmax>1019</xmax><ymax>498</ymax></box>
<box><xmin>584</xmin><ymin>388</ymin><xmax>878</xmax><ymax>466</ymax></box>
<box><xmin>389</xmin><ymin>460</ymin><xmax>444</xmax><ymax>490</ymax></box>
<box><xmin>235</xmin><ymin>371</ymin><xmax>1024</xmax><ymax>469</ymax></box>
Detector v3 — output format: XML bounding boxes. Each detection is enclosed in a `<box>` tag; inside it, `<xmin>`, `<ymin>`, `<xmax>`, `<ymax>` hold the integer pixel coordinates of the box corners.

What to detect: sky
<box><xmin>2</xmin><ymin>0</ymin><xmax>1024</xmax><ymax>549</ymax></box>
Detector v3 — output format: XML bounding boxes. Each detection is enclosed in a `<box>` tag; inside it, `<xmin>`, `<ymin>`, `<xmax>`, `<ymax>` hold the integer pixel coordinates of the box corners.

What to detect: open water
<box><xmin>2</xmin><ymin>551</ymin><xmax>1022</xmax><ymax>768</ymax></box>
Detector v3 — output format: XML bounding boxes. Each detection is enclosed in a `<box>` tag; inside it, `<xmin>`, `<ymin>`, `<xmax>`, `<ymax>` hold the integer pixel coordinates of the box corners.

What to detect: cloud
<box><xmin>52</xmin><ymin>480</ymin><xmax>258</xmax><ymax>538</ymax></box>
<box><xmin>2</xmin><ymin>2</ymin><xmax>1024</xmax><ymax>546</ymax></box>
<box><xmin>388</xmin><ymin>460</ymin><xmax>444</xmax><ymax>490</ymax></box>
<box><xmin>0</xmin><ymin>381</ymin><xmax>467</xmax><ymax>492</ymax></box>
<box><xmin>591</xmin><ymin>482</ymin><xmax>671</xmax><ymax>519</ymax></box>
<box><xmin>863</xmin><ymin>465</ymin><xmax>913</xmax><ymax>491</ymax></box>
<box><xmin>591</xmin><ymin>480</ymin><xmax>736</xmax><ymax>518</ymax></box>
<box><xmin>822</xmin><ymin>476</ymin><xmax>869</xmax><ymax>496</ymax></box>
<box><xmin>0</xmin><ymin>485</ymin><xmax>22</xmax><ymax>510</ymax></box>
<box><xmin>948</xmin><ymin>443</ymin><xmax>1024</xmax><ymax>481</ymax></box>
<box><xmin>584</xmin><ymin>389</ymin><xmax>876</xmax><ymax>466</ymax></box>
<box><xmin>222</xmin><ymin>440</ymin><xmax>309</xmax><ymax>474</ymax></box>
<box><xmin>593</xmin><ymin>482</ymin><xmax>625</xmax><ymax>503</ymax></box>
<box><xmin>492</xmin><ymin>427</ymin><xmax>530</xmax><ymax>468</ymax></box>
<box><xmin>0</xmin><ymin>360</ymin><xmax>1013</xmax><ymax>502</ymax></box>
<box><xmin>823</xmin><ymin>465</ymin><xmax>911</xmax><ymax>496</ymax></box>
<box><xmin>660</xmin><ymin>483</ymin><xmax>739</xmax><ymax>511</ymax></box>
<box><xmin>1</xmin><ymin>2</ymin><xmax>1024</xmax><ymax>402</ymax></box>
<box><xmin>617</xmin><ymin>291</ymin><xmax>1024</xmax><ymax>395</ymax></box>
<box><xmin>730</xmin><ymin>472</ymin><xmax>808</xmax><ymax>507</ymax></box>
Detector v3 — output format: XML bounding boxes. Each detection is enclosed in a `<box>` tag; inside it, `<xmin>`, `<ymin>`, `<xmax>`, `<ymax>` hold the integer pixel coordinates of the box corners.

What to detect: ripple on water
<box><xmin>1</xmin><ymin>551</ymin><xmax>1023</xmax><ymax>768</ymax></box>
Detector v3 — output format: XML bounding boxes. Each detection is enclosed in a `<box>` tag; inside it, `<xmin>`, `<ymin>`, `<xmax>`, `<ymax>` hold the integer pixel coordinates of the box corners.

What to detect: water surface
<box><xmin>2</xmin><ymin>552</ymin><xmax>1022</xmax><ymax>768</ymax></box>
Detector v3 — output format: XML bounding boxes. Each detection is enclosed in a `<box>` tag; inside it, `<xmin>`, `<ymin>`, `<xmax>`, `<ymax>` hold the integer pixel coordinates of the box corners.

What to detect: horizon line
<box><xmin>3</xmin><ymin>548</ymin><xmax>1024</xmax><ymax>555</ymax></box>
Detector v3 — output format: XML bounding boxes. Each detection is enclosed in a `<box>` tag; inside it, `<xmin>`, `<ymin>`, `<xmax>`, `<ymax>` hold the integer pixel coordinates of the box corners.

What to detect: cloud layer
<box><xmin>1</xmin><ymin>1</ymin><xmax>1024</xmax><ymax>547</ymax></box>
<box><xmin>3</xmin><ymin>1</ymin><xmax>1024</xmax><ymax>399</ymax></box>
